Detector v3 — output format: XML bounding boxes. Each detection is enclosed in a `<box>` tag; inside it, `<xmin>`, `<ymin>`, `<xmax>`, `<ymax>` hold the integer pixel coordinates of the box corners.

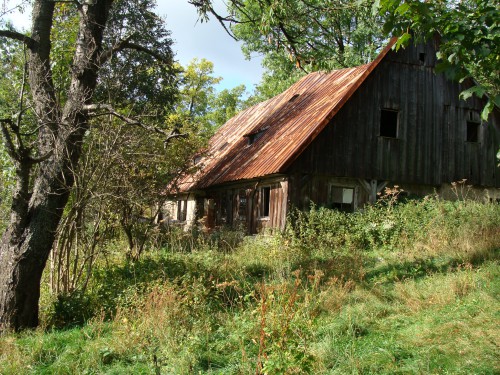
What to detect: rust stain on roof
<box><xmin>178</xmin><ymin>39</ymin><xmax>397</xmax><ymax>192</ymax></box>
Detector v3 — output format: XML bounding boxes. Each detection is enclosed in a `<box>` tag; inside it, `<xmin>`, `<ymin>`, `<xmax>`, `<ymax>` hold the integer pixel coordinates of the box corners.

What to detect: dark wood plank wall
<box><xmin>288</xmin><ymin>40</ymin><xmax>500</xmax><ymax>189</ymax></box>
<box><xmin>287</xmin><ymin>175</ymin><xmax>370</xmax><ymax>211</ymax></box>
<box><xmin>208</xmin><ymin>179</ymin><xmax>287</xmax><ymax>233</ymax></box>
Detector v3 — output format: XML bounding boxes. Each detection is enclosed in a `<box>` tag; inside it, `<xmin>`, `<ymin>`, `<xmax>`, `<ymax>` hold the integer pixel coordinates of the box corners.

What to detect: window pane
<box><xmin>342</xmin><ymin>188</ymin><xmax>353</xmax><ymax>204</ymax></box>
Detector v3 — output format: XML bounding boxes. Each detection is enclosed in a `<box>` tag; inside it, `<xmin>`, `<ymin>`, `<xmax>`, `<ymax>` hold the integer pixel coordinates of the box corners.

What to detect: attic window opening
<box><xmin>247</xmin><ymin>129</ymin><xmax>266</xmax><ymax>145</ymax></box>
<box><xmin>193</xmin><ymin>155</ymin><xmax>202</xmax><ymax>164</ymax></box>
<box><xmin>289</xmin><ymin>94</ymin><xmax>300</xmax><ymax>102</ymax></box>
<box><xmin>419</xmin><ymin>52</ymin><xmax>426</xmax><ymax>63</ymax></box>
<box><xmin>380</xmin><ymin>109</ymin><xmax>399</xmax><ymax>138</ymax></box>
<box><xmin>219</xmin><ymin>142</ymin><xmax>229</xmax><ymax>151</ymax></box>
<box><xmin>466</xmin><ymin>121</ymin><xmax>479</xmax><ymax>142</ymax></box>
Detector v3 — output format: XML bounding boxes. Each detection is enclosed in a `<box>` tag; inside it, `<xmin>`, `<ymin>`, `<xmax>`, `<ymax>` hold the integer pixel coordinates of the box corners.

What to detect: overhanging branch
<box><xmin>189</xmin><ymin>0</ymin><xmax>239</xmax><ymax>41</ymax></box>
<box><xmin>99</xmin><ymin>38</ymin><xmax>172</xmax><ymax>66</ymax></box>
<box><xmin>83</xmin><ymin>104</ymin><xmax>187</xmax><ymax>145</ymax></box>
<box><xmin>0</xmin><ymin>30</ymin><xmax>36</xmax><ymax>48</ymax></box>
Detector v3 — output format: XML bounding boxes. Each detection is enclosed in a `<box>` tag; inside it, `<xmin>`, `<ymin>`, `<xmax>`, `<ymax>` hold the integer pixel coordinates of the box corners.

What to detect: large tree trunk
<box><xmin>0</xmin><ymin>0</ymin><xmax>113</xmax><ymax>332</ymax></box>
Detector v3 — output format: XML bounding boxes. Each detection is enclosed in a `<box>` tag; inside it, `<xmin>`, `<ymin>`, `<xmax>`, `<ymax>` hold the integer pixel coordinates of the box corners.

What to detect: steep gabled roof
<box><xmin>178</xmin><ymin>39</ymin><xmax>397</xmax><ymax>192</ymax></box>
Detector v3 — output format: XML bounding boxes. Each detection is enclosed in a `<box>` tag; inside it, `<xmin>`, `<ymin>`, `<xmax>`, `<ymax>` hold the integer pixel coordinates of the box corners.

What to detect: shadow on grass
<box><xmin>364</xmin><ymin>246</ymin><xmax>499</xmax><ymax>284</ymax></box>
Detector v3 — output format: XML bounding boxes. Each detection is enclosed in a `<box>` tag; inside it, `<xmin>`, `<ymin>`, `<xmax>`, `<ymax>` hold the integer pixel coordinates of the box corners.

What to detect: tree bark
<box><xmin>0</xmin><ymin>0</ymin><xmax>113</xmax><ymax>332</ymax></box>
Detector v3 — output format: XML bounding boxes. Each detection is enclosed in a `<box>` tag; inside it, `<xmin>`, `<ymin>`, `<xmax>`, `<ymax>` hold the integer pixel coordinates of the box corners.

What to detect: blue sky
<box><xmin>158</xmin><ymin>1</ymin><xmax>264</xmax><ymax>92</ymax></box>
<box><xmin>2</xmin><ymin>0</ymin><xmax>264</xmax><ymax>92</ymax></box>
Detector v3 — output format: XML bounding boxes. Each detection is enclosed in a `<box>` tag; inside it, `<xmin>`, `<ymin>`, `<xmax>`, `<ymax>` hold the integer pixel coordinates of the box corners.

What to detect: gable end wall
<box><xmin>287</xmin><ymin>40</ymin><xmax>500</xmax><ymax>190</ymax></box>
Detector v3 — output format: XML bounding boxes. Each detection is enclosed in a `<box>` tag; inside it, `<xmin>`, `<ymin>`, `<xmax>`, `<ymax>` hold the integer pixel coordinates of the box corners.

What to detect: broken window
<box><xmin>177</xmin><ymin>199</ymin><xmax>187</xmax><ymax>221</ymax></box>
<box><xmin>466</xmin><ymin>121</ymin><xmax>479</xmax><ymax>142</ymax></box>
<box><xmin>329</xmin><ymin>186</ymin><xmax>354</xmax><ymax>212</ymax></box>
<box><xmin>260</xmin><ymin>186</ymin><xmax>271</xmax><ymax>218</ymax></box>
<box><xmin>380</xmin><ymin>109</ymin><xmax>399</xmax><ymax>138</ymax></box>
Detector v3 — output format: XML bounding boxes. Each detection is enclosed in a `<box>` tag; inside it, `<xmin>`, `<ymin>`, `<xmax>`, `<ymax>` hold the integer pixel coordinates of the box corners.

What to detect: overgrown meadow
<box><xmin>1</xmin><ymin>194</ymin><xmax>499</xmax><ymax>374</ymax></box>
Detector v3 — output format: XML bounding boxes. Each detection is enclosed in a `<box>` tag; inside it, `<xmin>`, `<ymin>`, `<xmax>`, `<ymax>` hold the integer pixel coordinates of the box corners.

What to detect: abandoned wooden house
<box><xmin>165</xmin><ymin>37</ymin><xmax>500</xmax><ymax>234</ymax></box>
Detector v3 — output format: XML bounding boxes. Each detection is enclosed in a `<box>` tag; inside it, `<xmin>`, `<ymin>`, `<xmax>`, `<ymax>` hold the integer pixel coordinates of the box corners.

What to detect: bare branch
<box><xmin>0</xmin><ymin>30</ymin><xmax>36</xmax><ymax>48</ymax></box>
<box><xmin>189</xmin><ymin>0</ymin><xmax>239</xmax><ymax>41</ymax></box>
<box><xmin>83</xmin><ymin>104</ymin><xmax>187</xmax><ymax>145</ymax></box>
<box><xmin>99</xmin><ymin>38</ymin><xmax>172</xmax><ymax>66</ymax></box>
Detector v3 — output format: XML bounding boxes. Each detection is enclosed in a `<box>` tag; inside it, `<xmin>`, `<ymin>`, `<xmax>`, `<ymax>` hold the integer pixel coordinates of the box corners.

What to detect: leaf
<box><xmin>481</xmin><ymin>100</ymin><xmax>494</xmax><ymax>122</ymax></box>
<box><xmin>372</xmin><ymin>0</ymin><xmax>381</xmax><ymax>16</ymax></box>
<box><xmin>447</xmin><ymin>52</ymin><xmax>458</xmax><ymax>64</ymax></box>
<box><xmin>395</xmin><ymin>32</ymin><xmax>411</xmax><ymax>51</ymax></box>
<box><xmin>395</xmin><ymin>3</ymin><xmax>410</xmax><ymax>16</ymax></box>
<box><xmin>459</xmin><ymin>86</ymin><xmax>486</xmax><ymax>101</ymax></box>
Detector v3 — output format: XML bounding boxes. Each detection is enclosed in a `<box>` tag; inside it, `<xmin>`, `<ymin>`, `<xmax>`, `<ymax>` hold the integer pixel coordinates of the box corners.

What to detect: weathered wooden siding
<box><xmin>204</xmin><ymin>177</ymin><xmax>288</xmax><ymax>233</ymax></box>
<box><xmin>287</xmin><ymin>39</ymin><xmax>500</xmax><ymax>188</ymax></box>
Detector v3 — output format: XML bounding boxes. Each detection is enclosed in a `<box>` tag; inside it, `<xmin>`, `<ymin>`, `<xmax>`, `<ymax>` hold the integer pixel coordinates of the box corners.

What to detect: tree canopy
<box><xmin>194</xmin><ymin>0</ymin><xmax>499</xmax><ymax>113</ymax></box>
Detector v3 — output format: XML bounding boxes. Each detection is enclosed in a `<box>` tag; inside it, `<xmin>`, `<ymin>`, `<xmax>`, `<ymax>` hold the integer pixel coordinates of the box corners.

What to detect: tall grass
<box><xmin>1</xmin><ymin>196</ymin><xmax>499</xmax><ymax>374</ymax></box>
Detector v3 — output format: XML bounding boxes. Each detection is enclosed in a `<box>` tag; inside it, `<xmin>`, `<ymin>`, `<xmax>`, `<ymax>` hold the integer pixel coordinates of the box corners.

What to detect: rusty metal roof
<box><xmin>178</xmin><ymin>40</ymin><xmax>397</xmax><ymax>192</ymax></box>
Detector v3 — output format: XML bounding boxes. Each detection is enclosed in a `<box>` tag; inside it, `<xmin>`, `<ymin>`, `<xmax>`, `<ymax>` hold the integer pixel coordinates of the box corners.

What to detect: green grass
<box><xmin>1</xmin><ymin>198</ymin><xmax>499</xmax><ymax>374</ymax></box>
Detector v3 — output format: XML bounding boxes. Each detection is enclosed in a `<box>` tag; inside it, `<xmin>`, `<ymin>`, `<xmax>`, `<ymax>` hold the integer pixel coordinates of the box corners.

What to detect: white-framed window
<box><xmin>329</xmin><ymin>186</ymin><xmax>355</xmax><ymax>212</ymax></box>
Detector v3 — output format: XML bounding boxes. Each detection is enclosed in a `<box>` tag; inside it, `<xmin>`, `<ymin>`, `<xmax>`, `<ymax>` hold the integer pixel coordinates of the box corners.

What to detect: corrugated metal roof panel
<box><xmin>178</xmin><ymin>40</ymin><xmax>396</xmax><ymax>192</ymax></box>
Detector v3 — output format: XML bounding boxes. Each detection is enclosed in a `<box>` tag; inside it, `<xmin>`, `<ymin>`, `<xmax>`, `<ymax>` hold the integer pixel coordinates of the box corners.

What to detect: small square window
<box><xmin>380</xmin><ymin>109</ymin><xmax>398</xmax><ymax>138</ymax></box>
<box><xmin>466</xmin><ymin>121</ymin><xmax>479</xmax><ymax>142</ymax></box>
<box><xmin>329</xmin><ymin>186</ymin><xmax>354</xmax><ymax>213</ymax></box>
<box><xmin>260</xmin><ymin>187</ymin><xmax>271</xmax><ymax>217</ymax></box>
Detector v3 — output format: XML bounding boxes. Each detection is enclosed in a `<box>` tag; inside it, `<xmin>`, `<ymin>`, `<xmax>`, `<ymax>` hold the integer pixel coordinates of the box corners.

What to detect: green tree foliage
<box><xmin>174</xmin><ymin>58</ymin><xmax>247</xmax><ymax>132</ymax></box>
<box><xmin>192</xmin><ymin>0</ymin><xmax>384</xmax><ymax>100</ymax></box>
<box><xmin>207</xmin><ymin>84</ymin><xmax>246</xmax><ymax>127</ymax></box>
<box><xmin>225</xmin><ymin>0</ymin><xmax>383</xmax><ymax>69</ymax></box>
<box><xmin>379</xmin><ymin>0</ymin><xmax>499</xmax><ymax>120</ymax></box>
<box><xmin>0</xmin><ymin>34</ymin><xmax>20</xmax><ymax>232</ymax></box>
<box><xmin>175</xmin><ymin>58</ymin><xmax>222</xmax><ymax>120</ymax></box>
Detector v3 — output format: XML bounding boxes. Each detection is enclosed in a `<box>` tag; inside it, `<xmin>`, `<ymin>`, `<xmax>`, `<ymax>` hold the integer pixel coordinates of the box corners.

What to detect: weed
<box><xmin>1</xmin><ymin>198</ymin><xmax>498</xmax><ymax>374</ymax></box>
